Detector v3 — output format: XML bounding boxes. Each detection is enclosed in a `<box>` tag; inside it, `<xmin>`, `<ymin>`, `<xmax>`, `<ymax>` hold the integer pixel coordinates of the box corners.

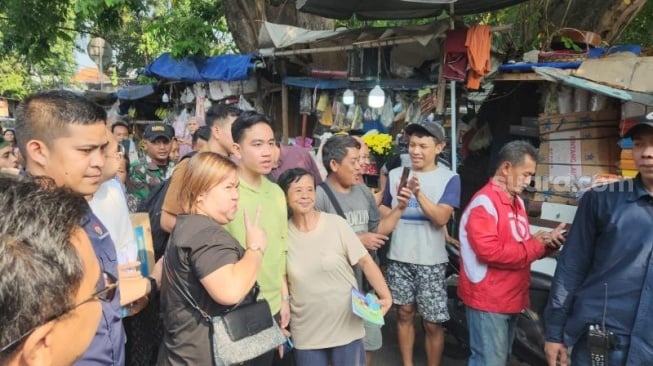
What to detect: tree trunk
<box><xmin>544</xmin><ymin>0</ymin><xmax>647</xmax><ymax>43</ymax></box>
<box><xmin>224</xmin><ymin>0</ymin><xmax>335</xmax><ymax>54</ymax></box>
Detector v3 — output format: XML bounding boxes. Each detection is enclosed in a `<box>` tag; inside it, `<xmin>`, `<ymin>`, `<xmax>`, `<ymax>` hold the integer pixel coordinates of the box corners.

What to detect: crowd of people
<box><xmin>1</xmin><ymin>88</ymin><xmax>653</xmax><ymax>366</ymax></box>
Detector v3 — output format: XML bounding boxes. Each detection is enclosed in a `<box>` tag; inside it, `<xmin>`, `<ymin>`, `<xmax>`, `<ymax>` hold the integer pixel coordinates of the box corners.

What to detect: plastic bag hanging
<box><xmin>316</xmin><ymin>92</ymin><xmax>329</xmax><ymax>112</ymax></box>
<box><xmin>332</xmin><ymin>101</ymin><xmax>347</xmax><ymax>131</ymax></box>
<box><xmin>351</xmin><ymin>105</ymin><xmax>364</xmax><ymax>131</ymax></box>
<box><xmin>237</xmin><ymin>95</ymin><xmax>255</xmax><ymax>111</ymax></box>
<box><xmin>380</xmin><ymin>97</ymin><xmax>395</xmax><ymax>128</ymax></box>
<box><xmin>180</xmin><ymin>87</ymin><xmax>195</xmax><ymax>104</ymax></box>
<box><xmin>300</xmin><ymin>89</ymin><xmax>312</xmax><ymax>115</ymax></box>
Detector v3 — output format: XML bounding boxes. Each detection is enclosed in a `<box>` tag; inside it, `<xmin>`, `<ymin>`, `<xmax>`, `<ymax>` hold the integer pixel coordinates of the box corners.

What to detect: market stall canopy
<box><xmin>259</xmin><ymin>21</ymin><xmax>349</xmax><ymax>49</ymax></box>
<box><xmin>116</xmin><ymin>83</ymin><xmax>156</xmax><ymax>100</ymax></box>
<box><xmin>258</xmin><ymin>20</ymin><xmax>448</xmax><ymax>54</ymax></box>
<box><xmin>258</xmin><ymin>20</ymin><xmax>450</xmax><ymax>74</ymax></box>
<box><xmin>144</xmin><ymin>52</ymin><xmax>254</xmax><ymax>82</ymax></box>
<box><xmin>296</xmin><ymin>0</ymin><xmax>528</xmax><ymax>20</ymax></box>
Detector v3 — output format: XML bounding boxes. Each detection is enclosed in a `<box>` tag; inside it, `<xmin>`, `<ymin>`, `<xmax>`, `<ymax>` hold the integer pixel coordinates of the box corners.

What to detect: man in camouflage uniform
<box><xmin>128</xmin><ymin>122</ymin><xmax>175</xmax><ymax>202</ymax></box>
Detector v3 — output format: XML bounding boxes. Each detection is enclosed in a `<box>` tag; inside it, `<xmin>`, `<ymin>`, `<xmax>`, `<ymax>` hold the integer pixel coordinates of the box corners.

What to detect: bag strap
<box><xmin>319</xmin><ymin>182</ymin><xmax>346</xmax><ymax>219</ymax></box>
<box><xmin>163</xmin><ymin>256</ymin><xmax>212</xmax><ymax>321</ymax></box>
<box><xmin>163</xmin><ymin>253</ymin><xmax>255</xmax><ymax>319</ymax></box>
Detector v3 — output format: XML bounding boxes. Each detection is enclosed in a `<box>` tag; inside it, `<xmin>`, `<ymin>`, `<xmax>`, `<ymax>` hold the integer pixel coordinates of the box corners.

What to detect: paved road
<box><xmin>375</xmin><ymin>308</ymin><xmax>466</xmax><ymax>366</ymax></box>
<box><xmin>375</xmin><ymin>308</ymin><xmax>531</xmax><ymax>366</ymax></box>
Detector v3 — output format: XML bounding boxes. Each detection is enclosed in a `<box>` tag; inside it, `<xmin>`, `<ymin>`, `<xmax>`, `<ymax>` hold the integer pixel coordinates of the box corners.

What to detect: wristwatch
<box><xmin>147</xmin><ymin>276</ymin><xmax>158</xmax><ymax>294</ymax></box>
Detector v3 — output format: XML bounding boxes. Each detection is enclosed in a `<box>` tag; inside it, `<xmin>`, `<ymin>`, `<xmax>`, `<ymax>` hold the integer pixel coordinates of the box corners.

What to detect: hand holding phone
<box><xmin>397</xmin><ymin>167</ymin><xmax>410</xmax><ymax>195</ymax></box>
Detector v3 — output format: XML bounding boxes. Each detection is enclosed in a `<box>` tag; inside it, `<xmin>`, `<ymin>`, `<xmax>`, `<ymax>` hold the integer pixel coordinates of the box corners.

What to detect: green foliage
<box><xmin>0</xmin><ymin>54</ymin><xmax>29</xmax><ymax>98</ymax></box>
<box><xmin>0</xmin><ymin>0</ymin><xmax>236</xmax><ymax>97</ymax></box>
<box><xmin>463</xmin><ymin>1</ymin><xmax>546</xmax><ymax>55</ymax></box>
<box><xmin>0</xmin><ymin>3</ymin><xmax>77</xmax><ymax>98</ymax></box>
<box><xmin>617</xmin><ymin>0</ymin><xmax>653</xmax><ymax>47</ymax></box>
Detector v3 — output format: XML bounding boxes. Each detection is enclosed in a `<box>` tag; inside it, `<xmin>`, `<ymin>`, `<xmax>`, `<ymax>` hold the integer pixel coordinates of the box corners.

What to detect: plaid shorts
<box><xmin>386</xmin><ymin>261</ymin><xmax>449</xmax><ymax>323</ymax></box>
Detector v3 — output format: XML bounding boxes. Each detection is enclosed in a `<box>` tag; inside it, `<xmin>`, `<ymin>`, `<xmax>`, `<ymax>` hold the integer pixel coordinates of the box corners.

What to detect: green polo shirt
<box><xmin>224</xmin><ymin>176</ymin><xmax>288</xmax><ymax>315</ymax></box>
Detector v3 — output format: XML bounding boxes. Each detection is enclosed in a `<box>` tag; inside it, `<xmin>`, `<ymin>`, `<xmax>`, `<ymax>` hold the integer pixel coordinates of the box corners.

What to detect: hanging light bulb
<box><xmin>161</xmin><ymin>92</ymin><xmax>170</xmax><ymax>103</ymax></box>
<box><xmin>368</xmin><ymin>85</ymin><xmax>385</xmax><ymax>108</ymax></box>
<box><xmin>343</xmin><ymin>89</ymin><xmax>355</xmax><ymax>105</ymax></box>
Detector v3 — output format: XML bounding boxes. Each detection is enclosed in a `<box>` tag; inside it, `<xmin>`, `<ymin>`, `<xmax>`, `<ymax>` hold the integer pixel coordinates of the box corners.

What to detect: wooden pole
<box><xmin>281</xmin><ymin>84</ymin><xmax>289</xmax><ymax>144</ymax></box>
<box><xmin>280</xmin><ymin>58</ymin><xmax>290</xmax><ymax>144</ymax></box>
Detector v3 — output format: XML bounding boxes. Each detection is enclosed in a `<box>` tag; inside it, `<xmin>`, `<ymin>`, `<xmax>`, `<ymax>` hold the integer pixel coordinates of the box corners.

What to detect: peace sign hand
<box><xmin>245</xmin><ymin>206</ymin><xmax>268</xmax><ymax>253</ymax></box>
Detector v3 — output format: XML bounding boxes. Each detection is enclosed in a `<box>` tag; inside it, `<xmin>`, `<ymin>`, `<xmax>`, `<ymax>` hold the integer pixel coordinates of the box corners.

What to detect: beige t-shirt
<box><xmin>287</xmin><ymin>212</ymin><xmax>368</xmax><ymax>349</ymax></box>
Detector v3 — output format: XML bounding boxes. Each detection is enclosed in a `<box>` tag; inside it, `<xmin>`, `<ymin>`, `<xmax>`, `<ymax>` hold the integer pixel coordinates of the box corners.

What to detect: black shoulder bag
<box><xmin>163</xmin><ymin>257</ymin><xmax>285</xmax><ymax>365</ymax></box>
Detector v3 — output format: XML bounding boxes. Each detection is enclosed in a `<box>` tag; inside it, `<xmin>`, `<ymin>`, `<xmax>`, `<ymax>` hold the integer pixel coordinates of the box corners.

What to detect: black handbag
<box><xmin>163</xmin><ymin>257</ymin><xmax>285</xmax><ymax>365</ymax></box>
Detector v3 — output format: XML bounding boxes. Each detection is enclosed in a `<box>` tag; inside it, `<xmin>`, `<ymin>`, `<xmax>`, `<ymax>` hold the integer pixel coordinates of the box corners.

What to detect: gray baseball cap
<box><xmin>405</xmin><ymin>121</ymin><xmax>446</xmax><ymax>142</ymax></box>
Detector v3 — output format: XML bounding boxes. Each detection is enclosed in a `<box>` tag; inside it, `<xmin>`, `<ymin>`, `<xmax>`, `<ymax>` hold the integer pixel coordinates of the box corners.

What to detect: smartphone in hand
<box><xmin>397</xmin><ymin>167</ymin><xmax>410</xmax><ymax>195</ymax></box>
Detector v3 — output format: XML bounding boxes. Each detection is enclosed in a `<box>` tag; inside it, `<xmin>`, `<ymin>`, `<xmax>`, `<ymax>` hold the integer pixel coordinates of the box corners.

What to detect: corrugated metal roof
<box><xmin>296</xmin><ymin>0</ymin><xmax>528</xmax><ymax>20</ymax></box>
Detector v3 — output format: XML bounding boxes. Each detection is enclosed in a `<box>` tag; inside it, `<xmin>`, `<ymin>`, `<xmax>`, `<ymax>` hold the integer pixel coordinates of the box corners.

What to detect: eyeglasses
<box><xmin>0</xmin><ymin>272</ymin><xmax>118</xmax><ymax>354</ymax></box>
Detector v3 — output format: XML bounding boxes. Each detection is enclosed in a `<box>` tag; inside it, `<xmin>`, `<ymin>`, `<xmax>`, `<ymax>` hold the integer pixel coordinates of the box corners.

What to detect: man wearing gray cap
<box><xmin>380</xmin><ymin>121</ymin><xmax>460</xmax><ymax>366</ymax></box>
<box><xmin>127</xmin><ymin>122</ymin><xmax>175</xmax><ymax>202</ymax></box>
<box><xmin>545</xmin><ymin>114</ymin><xmax>653</xmax><ymax>366</ymax></box>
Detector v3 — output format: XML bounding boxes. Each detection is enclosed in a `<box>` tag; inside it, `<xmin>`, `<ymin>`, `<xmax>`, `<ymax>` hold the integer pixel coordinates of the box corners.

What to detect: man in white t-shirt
<box><xmin>380</xmin><ymin>121</ymin><xmax>460</xmax><ymax>366</ymax></box>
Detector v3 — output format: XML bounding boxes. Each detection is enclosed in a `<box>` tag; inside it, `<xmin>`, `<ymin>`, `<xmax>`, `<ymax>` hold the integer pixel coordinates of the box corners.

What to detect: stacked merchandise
<box><xmin>533</xmin><ymin>109</ymin><xmax>621</xmax><ymax>204</ymax></box>
<box><xmin>619</xmin><ymin>144</ymin><xmax>637</xmax><ymax>178</ymax></box>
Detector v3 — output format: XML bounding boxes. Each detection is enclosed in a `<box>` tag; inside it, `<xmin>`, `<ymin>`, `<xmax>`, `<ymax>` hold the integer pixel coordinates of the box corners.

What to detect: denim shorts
<box><xmin>386</xmin><ymin>261</ymin><xmax>449</xmax><ymax>323</ymax></box>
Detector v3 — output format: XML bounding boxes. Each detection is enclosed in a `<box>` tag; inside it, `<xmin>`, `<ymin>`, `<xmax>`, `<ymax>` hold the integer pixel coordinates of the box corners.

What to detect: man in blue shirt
<box><xmin>15</xmin><ymin>90</ymin><xmax>156</xmax><ymax>365</ymax></box>
<box><xmin>544</xmin><ymin>114</ymin><xmax>653</xmax><ymax>365</ymax></box>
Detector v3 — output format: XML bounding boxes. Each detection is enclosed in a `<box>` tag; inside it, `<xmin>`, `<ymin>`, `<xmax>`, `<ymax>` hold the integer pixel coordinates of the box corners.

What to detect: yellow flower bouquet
<box><xmin>362</xmin><ymin>133</ymin><xmax>394</xmax><ymax>158</ymax></box>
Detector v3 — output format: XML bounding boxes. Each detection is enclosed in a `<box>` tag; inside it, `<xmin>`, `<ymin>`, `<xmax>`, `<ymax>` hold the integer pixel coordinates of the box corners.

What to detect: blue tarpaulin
<box><xmin>144</xmin><ymin>53</ymin><xmax>254</xmax><ymax>82</ymax></box>
<box><xmin>116</xmin><ymin>83</ymin><xmax>156</xmax><ymax>100</ymax></box>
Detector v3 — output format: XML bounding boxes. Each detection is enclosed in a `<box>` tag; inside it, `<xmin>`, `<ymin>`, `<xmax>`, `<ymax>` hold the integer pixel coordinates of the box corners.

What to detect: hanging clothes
<box><xmin>465</xmin><ymin>25</ymin><xmax>492</xmax><ymax>90</ymax></box>
<box><xmin>443</xmin><ymin>28</ymin><xmax>469</xmax><ymax>82</ymax></box>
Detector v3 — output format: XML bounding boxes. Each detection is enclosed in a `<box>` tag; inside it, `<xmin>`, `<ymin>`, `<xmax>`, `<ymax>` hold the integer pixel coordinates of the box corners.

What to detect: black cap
<box><xmin>405</xmin><ymin>121</ymin><xmax>446</xmax><ymax>142</ymax></box>
<box><xmin>624</xmin><ymin>113</ymin><xmax>653</xmax><ymax>138</ymax></box>
<box><xmin>143</xmin><ymin>123</ymin><xmax>174</xmax><ymax>142</ymax></box>
<box><xmin>193</xmin><ymin>125</ymin><xmax>211</xmax><ymax>142</ymax></box>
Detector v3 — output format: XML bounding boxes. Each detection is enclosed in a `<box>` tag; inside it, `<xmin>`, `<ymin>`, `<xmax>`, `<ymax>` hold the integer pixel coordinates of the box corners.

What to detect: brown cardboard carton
<box><xmin>534</xmin><ymin>127</ymin><xmax>620</xmax><ymax>192</ymax></box>
<box><xmin>538</xmin><ymin>109</ymin><xmax>619</xmax><ymax>134</ymax></box>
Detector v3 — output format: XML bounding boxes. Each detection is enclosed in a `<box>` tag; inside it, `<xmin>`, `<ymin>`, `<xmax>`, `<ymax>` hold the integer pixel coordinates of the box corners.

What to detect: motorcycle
<box><xmin>443</xmin><ymin>242</ymin><xmax>556</xmax><ymax>366</ymax></box>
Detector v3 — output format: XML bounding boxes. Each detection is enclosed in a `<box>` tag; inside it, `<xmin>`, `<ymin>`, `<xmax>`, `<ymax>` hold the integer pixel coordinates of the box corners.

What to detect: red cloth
<box><xmin>443</xmin><ymin>28</ymin><xmax>468</xmax><ymax>82</ymax></box>
<box><xmin>465</xmin><ymin>25</ymin><xmax>492</xmax><ymax>90</ymax></box>
<box><xmin>458</xmin><ymin>180</ymin><xmax>546</xmax><ymax>313</ymax></box>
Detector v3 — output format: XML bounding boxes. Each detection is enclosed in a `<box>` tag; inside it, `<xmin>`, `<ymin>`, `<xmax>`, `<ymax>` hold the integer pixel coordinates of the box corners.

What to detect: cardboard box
<box><xmin>534</xmin><ymin>127</ymin><xmax>620</xmax><ymax>192</ymax></box>
<box><xmin>538</xmin><ymin>109</ymin><xmax>619</xmax><ymax>135</ymax></box>
<box><xmin>130</xmin><ymin>213</ymin><xmax>155</xmax><ymax>276</ymax></box>
<box><xmin>575</xmin><ymin>57</ymin><xmax>653</xmax><ymax>93</ymax></box>
<box><xmin>621</xmin><ymin>149</ymin><xmax>633</xmax><ymax>160</ymax></box>
<box><xmin>533</xmin><ymin>192</ymin><xmax>579</xmax><ymax>206</ymax></box>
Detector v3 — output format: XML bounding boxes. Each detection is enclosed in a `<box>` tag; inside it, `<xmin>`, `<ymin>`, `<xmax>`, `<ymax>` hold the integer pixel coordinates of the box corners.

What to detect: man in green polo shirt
<box><xmin>225</xmin><ymin>111</ymin><xmax>289</xmax><ymax>366</ymax></box>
